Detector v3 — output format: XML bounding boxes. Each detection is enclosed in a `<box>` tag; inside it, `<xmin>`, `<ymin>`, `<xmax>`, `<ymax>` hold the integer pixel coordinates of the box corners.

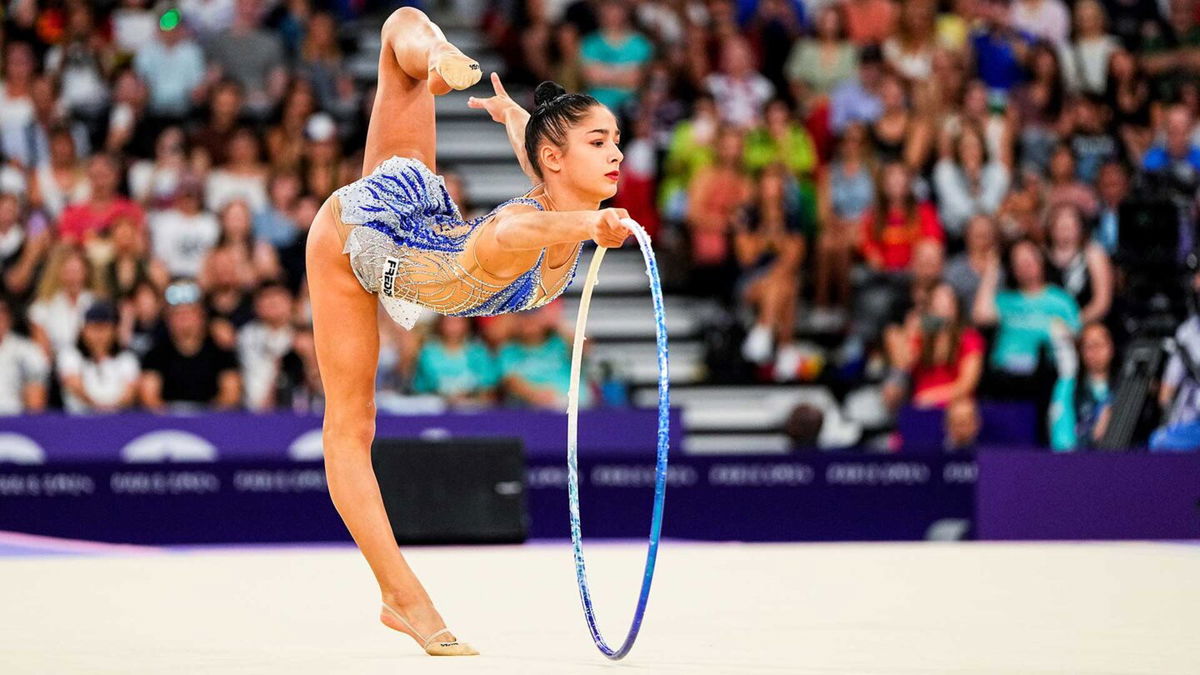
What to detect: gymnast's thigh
<box><xmin>306</xmin><ymin>198</ymin><xmax>381</xmax><ymax>428</ymax></box>
<box><xmin>361</xmin><ymin>46</ymin><xmax>437</xmax><ymax>177</ymax></box>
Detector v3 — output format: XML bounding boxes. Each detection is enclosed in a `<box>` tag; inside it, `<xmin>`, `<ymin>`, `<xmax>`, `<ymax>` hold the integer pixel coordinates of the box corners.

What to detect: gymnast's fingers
<box><xmin>592</xmin><ymin>210</ymin><xmax>621</xmax><ymax>248</ymax></box>
<box><xmin>491</xmin><ymin>72</ymin><xmax>510</xmax><ymax>99</ymax></box>
<box><xmin>605</xmin><ymin>211</ymin><xmax>630</xmax><ymax>247</ymax></box>
<box><xmin>602</xmin><ymin>208</ymin><xmax>624</xmax><ymax>231</ymax></box>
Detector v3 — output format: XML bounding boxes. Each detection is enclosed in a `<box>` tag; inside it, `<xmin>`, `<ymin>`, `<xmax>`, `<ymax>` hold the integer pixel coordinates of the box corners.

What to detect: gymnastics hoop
<box><xmin>565</xmin><ymin>217</ymin><xmax>670</xmax><ymax>660</ymax></box>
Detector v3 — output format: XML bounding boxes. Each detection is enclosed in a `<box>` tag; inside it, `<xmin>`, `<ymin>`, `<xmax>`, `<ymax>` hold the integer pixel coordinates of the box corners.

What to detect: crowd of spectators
<box><xmin>0</xmin><ymin>0</ymin><xmax>594</xmax><ymax>420</ymax></box>
<box><xmin>4</xmin><ymin>0</ymin><xmax>1200</xmax><ymax>451</ymax></box>
<box><xmin>487</xmin><ymin>0</ymin><xmax>1200</xmax><ymax>450</ymax></box>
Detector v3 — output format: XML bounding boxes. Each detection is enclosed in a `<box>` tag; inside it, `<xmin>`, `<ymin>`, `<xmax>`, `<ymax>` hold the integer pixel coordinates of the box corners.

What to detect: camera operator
<box><xmin>1138</xmin><ymin>104</ymin><xmax>1200</xmax><ymax>259</ymax></box>
<box><xmin>1150</xmin><ymin>266</ymin><xmax>1200</xmax><ymax>451</ymax></box>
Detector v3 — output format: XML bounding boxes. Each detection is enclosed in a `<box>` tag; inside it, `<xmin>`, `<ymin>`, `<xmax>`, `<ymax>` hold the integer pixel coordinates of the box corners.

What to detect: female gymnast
<box><xmin>303</xmin><ymin>8</ymin><xmax>629</xmax><ymax>657</ymax></box>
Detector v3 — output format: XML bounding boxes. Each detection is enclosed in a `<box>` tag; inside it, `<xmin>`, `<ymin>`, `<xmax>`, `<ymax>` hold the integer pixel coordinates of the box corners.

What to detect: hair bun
<box><xmin>534</xmin><ymin>81</ymin><xmax>568</xmax><ymax>108</ymax></box>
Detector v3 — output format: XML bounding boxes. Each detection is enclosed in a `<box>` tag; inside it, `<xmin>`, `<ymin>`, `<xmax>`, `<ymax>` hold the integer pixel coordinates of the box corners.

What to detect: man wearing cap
<box><xmin>138</xmin><ymin>280</ymin><xmax>241</xmax><ymax>411</ymax></box>
<box><xmin>56</xmin><ymin>301</ymin><xmax>141</xmax><ymax>414</ymax></box>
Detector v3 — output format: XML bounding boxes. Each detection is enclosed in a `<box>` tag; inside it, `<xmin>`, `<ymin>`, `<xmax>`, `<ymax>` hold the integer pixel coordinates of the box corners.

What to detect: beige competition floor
<box><xmin>0</xmin><ymin>539</ymin><xmax>1196</xmax><ymax>674</ymax></box>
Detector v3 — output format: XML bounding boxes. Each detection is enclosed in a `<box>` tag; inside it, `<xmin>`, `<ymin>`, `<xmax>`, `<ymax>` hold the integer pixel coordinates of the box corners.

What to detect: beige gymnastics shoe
<box><xmin>381</xmin><ymin>602</ymin><xmax>480</xmax><ymax>656</ymax></box>
<box><xmin>428</xmin><ymin>48</ymin><xmax>482</xmax><ymax>95</ymax></box>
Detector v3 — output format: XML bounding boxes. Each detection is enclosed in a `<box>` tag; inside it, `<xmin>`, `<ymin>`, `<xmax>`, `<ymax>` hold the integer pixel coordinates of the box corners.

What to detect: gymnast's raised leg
<box><xmin>304</xmin><ymin>7</ymin><xmax>481</xmax><ymax>656</ymax></box>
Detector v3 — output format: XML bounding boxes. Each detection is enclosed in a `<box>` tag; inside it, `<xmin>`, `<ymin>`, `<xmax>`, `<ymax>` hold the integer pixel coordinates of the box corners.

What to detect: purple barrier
<box><xmin>976</xmin><ymin>451</ymin><xmax>1200</xmax><ymax>540</ymax></box>
<box><xmin>0</xmin><ymin>454</ymin><xmax>976</xmax><ymax>544</ymax></box>
<box><xmin>0</xmin><ymin>409</ymin><xmax>680</xmax><ymax>462</ymax></box>
<box><xmin>527</xmin><ymin>453</ymin><xmax>975</xmax><ymax>541</ymax></box>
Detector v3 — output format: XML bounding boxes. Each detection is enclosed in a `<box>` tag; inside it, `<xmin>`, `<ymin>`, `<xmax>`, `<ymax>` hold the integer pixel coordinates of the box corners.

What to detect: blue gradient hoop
<box><xmin>566</xmin><ymin>217</ymin><xmax>670</xmax><ymax>660</ymax></box>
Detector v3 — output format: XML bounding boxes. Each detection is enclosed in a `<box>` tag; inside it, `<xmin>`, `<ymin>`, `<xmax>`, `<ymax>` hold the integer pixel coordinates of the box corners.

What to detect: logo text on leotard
<box><xmin>382</xmin><ymin>256</ymin><xmax>399</xmax><ymax>296</ymax></box>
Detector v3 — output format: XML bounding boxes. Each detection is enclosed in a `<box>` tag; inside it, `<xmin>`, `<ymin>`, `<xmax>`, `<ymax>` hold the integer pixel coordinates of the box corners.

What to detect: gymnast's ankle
<box><xmin>380</xmin><ymin>589</ymin><xmax>430</xmax><ymax>610</ymax></box>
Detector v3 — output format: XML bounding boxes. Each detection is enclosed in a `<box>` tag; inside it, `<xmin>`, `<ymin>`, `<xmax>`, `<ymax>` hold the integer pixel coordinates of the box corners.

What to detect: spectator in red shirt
<box><xmin>861</xmin><ymin>161</ymin><xmax>943</xmax><ymax>272</ymax></box>
<box><xmin>57</xmin><ymin>153</ymin><xmax>145</xmax><ymax>244</ymax></box>
<box><xmin>885</xmin><ymin>282</ymin><xmax>985</xmax><ymax>411</ymax></box>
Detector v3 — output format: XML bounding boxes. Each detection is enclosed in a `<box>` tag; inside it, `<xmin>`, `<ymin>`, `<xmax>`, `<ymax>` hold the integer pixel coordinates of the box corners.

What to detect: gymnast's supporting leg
<box><xmin>309</xmin><ymin>209</ymin><xmax>464</xmax><ymax>651</ymax></box>
<box><xmin>307</xmin><ymin>8</ymin><xmax>479</xmax><ymax>654</ymax></box>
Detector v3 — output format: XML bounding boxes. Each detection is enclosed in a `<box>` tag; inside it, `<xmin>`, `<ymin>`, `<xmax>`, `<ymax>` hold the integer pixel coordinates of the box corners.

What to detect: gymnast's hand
<box><xmin>467</xmin><ymin>72</ymin><xmax>525</xmax><ymax>123</ymax></box>
<box><xmin>591</xmin><ymin>208</ymin><xmax>632</xmax><ymax>249</ymax></box>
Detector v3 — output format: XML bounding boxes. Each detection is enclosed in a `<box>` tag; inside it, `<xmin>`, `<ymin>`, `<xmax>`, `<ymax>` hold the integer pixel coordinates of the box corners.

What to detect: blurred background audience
<box><xmin>0</xmin><ymin>0</ymin><xmax>1197</xmax><ymax>453</ymax></box>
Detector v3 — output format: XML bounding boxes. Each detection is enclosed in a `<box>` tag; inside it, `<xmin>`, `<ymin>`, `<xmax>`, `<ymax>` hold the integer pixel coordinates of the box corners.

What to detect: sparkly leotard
<box><xmin>331</xmin><ymin>156</ymin><xmax>582</xmax><ymax>329</ymax></box>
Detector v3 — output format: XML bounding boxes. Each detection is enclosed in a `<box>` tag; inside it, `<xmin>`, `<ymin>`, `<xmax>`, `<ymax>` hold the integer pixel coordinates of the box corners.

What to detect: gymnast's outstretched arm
<box><xmin>492</xmin><ymin>205</ymin><xmax>628</xmax><ymax>249</ymax></box>
<box><xmin>463</xmin><ymin>201</ymin><xmax>628</xmax><ymax>276</ymax></box>
<box><xmin>469</xmin><ymin>72</ymin><xmax>538</xmax><ymax>184</ymax></box>
<box><xmin>468</xmin><ymin>204</ymin><xmax>629</xmax><ymax>279</ymax></box>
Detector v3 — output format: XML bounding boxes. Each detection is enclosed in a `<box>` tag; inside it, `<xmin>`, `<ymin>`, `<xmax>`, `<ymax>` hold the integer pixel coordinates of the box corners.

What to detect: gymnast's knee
<box><xmin>381</xmin><ymin>6</ymin><xmax>429</xmax><ymax>43</ymax></box>
<box><xmin>322</xmin><ymin>416</ymin><xmax>376</xmax><ymax>458</ymax></box>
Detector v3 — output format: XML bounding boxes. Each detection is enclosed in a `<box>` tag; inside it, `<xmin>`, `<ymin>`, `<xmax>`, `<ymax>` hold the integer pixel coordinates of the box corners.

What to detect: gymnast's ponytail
<box><xmin>524</xmin><ymin>81</ymin><xmax>600</xmax><ymax>179</ymax></box>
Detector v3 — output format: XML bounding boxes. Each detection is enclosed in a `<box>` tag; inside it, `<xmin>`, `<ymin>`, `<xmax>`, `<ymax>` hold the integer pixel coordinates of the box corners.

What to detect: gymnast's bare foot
<box><xmin>428</xmin><ymin>44</ymin><xmax>481</xmax><ymax>96</ymax></box>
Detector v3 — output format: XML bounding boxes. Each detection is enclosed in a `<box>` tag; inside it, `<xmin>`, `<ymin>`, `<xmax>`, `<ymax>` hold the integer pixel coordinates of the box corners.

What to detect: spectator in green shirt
<box><xmin>659</xmin><ymin>94</ymin><xmax>719</xmax><ymax>222</ymax></box>
<box><xmin>974</xmin><ymin>239</ymin><xmax>1081</xmax><ymax>376</ymax></box>
<box><xmin>411</xmin><ymin>316</ymin><xmax>499</xmax><ymax>407</ymax></box>
<box><xmin>579</xmin><ymin>0</ymin><xmax>654</xmax><ymax>111</ymax></box>
<box><xmin>744</xmin><ymin>98</ymin><xmax>818</xmax><ymax>179</ymax></box>
<box><xmin>498</xmin><ymin>306</ymin><xmax>591</xmax><ymax>409</ymax></box>
<box><xmin>973</xmin><ymin>238</ymin><xmax>1082</xmax><ymax>449</ymax></box>
<box><xmin>744</xmin><ymin>98</ymin><xmax>819</xmax><ymax>233</ymax></box>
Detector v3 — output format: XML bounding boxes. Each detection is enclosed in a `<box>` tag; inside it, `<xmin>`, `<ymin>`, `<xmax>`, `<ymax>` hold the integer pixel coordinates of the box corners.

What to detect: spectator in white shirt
<box><xmin>56</xmin><ymin>301</ymin><xmax>140</xmax><ymax>413</ymax></box>
<box><xmin>205</xmin><ymin>127</ymin><xmax>269</xmax><ymax>213</ymax></box>
<box><xmin>133</xmin><ymin>12</ymin><xmax>207</xmax><ymax>119</ymax></box>
<box><xmin>934</xmin><ymin>123</ymin><xmax>1011</xmax><ymax>237</ymax></box>
<box><xmin>112</xmin><ymin>0</ymin><xmax>159</xmax><ymax>55</ymax></box>
<box><xmin>128</xmin><ymin>126</ymin><xmax>188</xmax><ymax>207</ymax></box>
<box><xmin>2</xmin><ymin>75</ymin><xmax>90</xmax><ymax>170</ymax></box>
<box><xmin>0</xmin><ymin>297</ymin><xmax>49</xmax><ymax>414</ymax></box>
<box><xmin>237</xmin><ymin>280</ymin><xmax>299</xmax><ymax>411</ymax></box>
<box><xmin>149</xmin><ymin>178</ymin><xmax>220</xmax><ymax>278</ymax></box>
<box><xmin>1011</xmin><ymin>0</ymin><xmax>1071</xmax><ymax>47</ymax></box>
<box><xmin>705</xmin><ymin>37</ymin><xmax>775</xmax><ymax>129</ymax></box>
<box><xmin>30</xmin><ymin>126</ymin><xmax>91</xmax><ymax>220</ymax></box>
<box><xmin>1062</xmin><ymin>0</ymin><xmax>1119</xmax><ymax>95</ymax></box>
<box><xmin>43</xmin><ymin>3</ymin><xmax>112</xmax><ymax>119</ymax></box>
<box><xmin>27</xmin><ymin>244</ymin><xmax>96</xmax><ymax>358</ymax></box>
<box><xmin>179</xmin><ymin>0</ymin><xmax>236</xmax><ymax>39</ymax></box>
<box><xmin>882</xmin><ymin>0</ymin><xmax>937</xmax><ymax>82</ymax></box>
<box><xmin>0</xmin><ymin>42</ymin><xmax>37</xmax><ymax>145</ymax></box>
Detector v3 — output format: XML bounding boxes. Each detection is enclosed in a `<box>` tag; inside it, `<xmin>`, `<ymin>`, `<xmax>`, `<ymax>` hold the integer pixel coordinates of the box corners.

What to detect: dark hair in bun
<box><xmin>533</xmin><ymin>80</ymin><xmax>568</xmax><ymax>107</ymax></box>
<box><xmin>524</xmin><ymin>81</ymin><xmax>600</xmax><ymax>179</ymax></box>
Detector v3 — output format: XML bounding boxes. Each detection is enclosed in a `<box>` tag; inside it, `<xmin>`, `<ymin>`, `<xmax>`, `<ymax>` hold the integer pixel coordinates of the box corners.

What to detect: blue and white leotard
<box><xmin>333</xmin><ymin>156</ymin><xmax>582</xmax><ymax>329</ymax></box>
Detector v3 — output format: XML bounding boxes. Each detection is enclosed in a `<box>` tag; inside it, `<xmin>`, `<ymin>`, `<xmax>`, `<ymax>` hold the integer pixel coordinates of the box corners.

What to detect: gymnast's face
<box><xmin>540</xmin><ymin>106</ymin><xmax>623</xmax><ymax>203</ymax></box>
